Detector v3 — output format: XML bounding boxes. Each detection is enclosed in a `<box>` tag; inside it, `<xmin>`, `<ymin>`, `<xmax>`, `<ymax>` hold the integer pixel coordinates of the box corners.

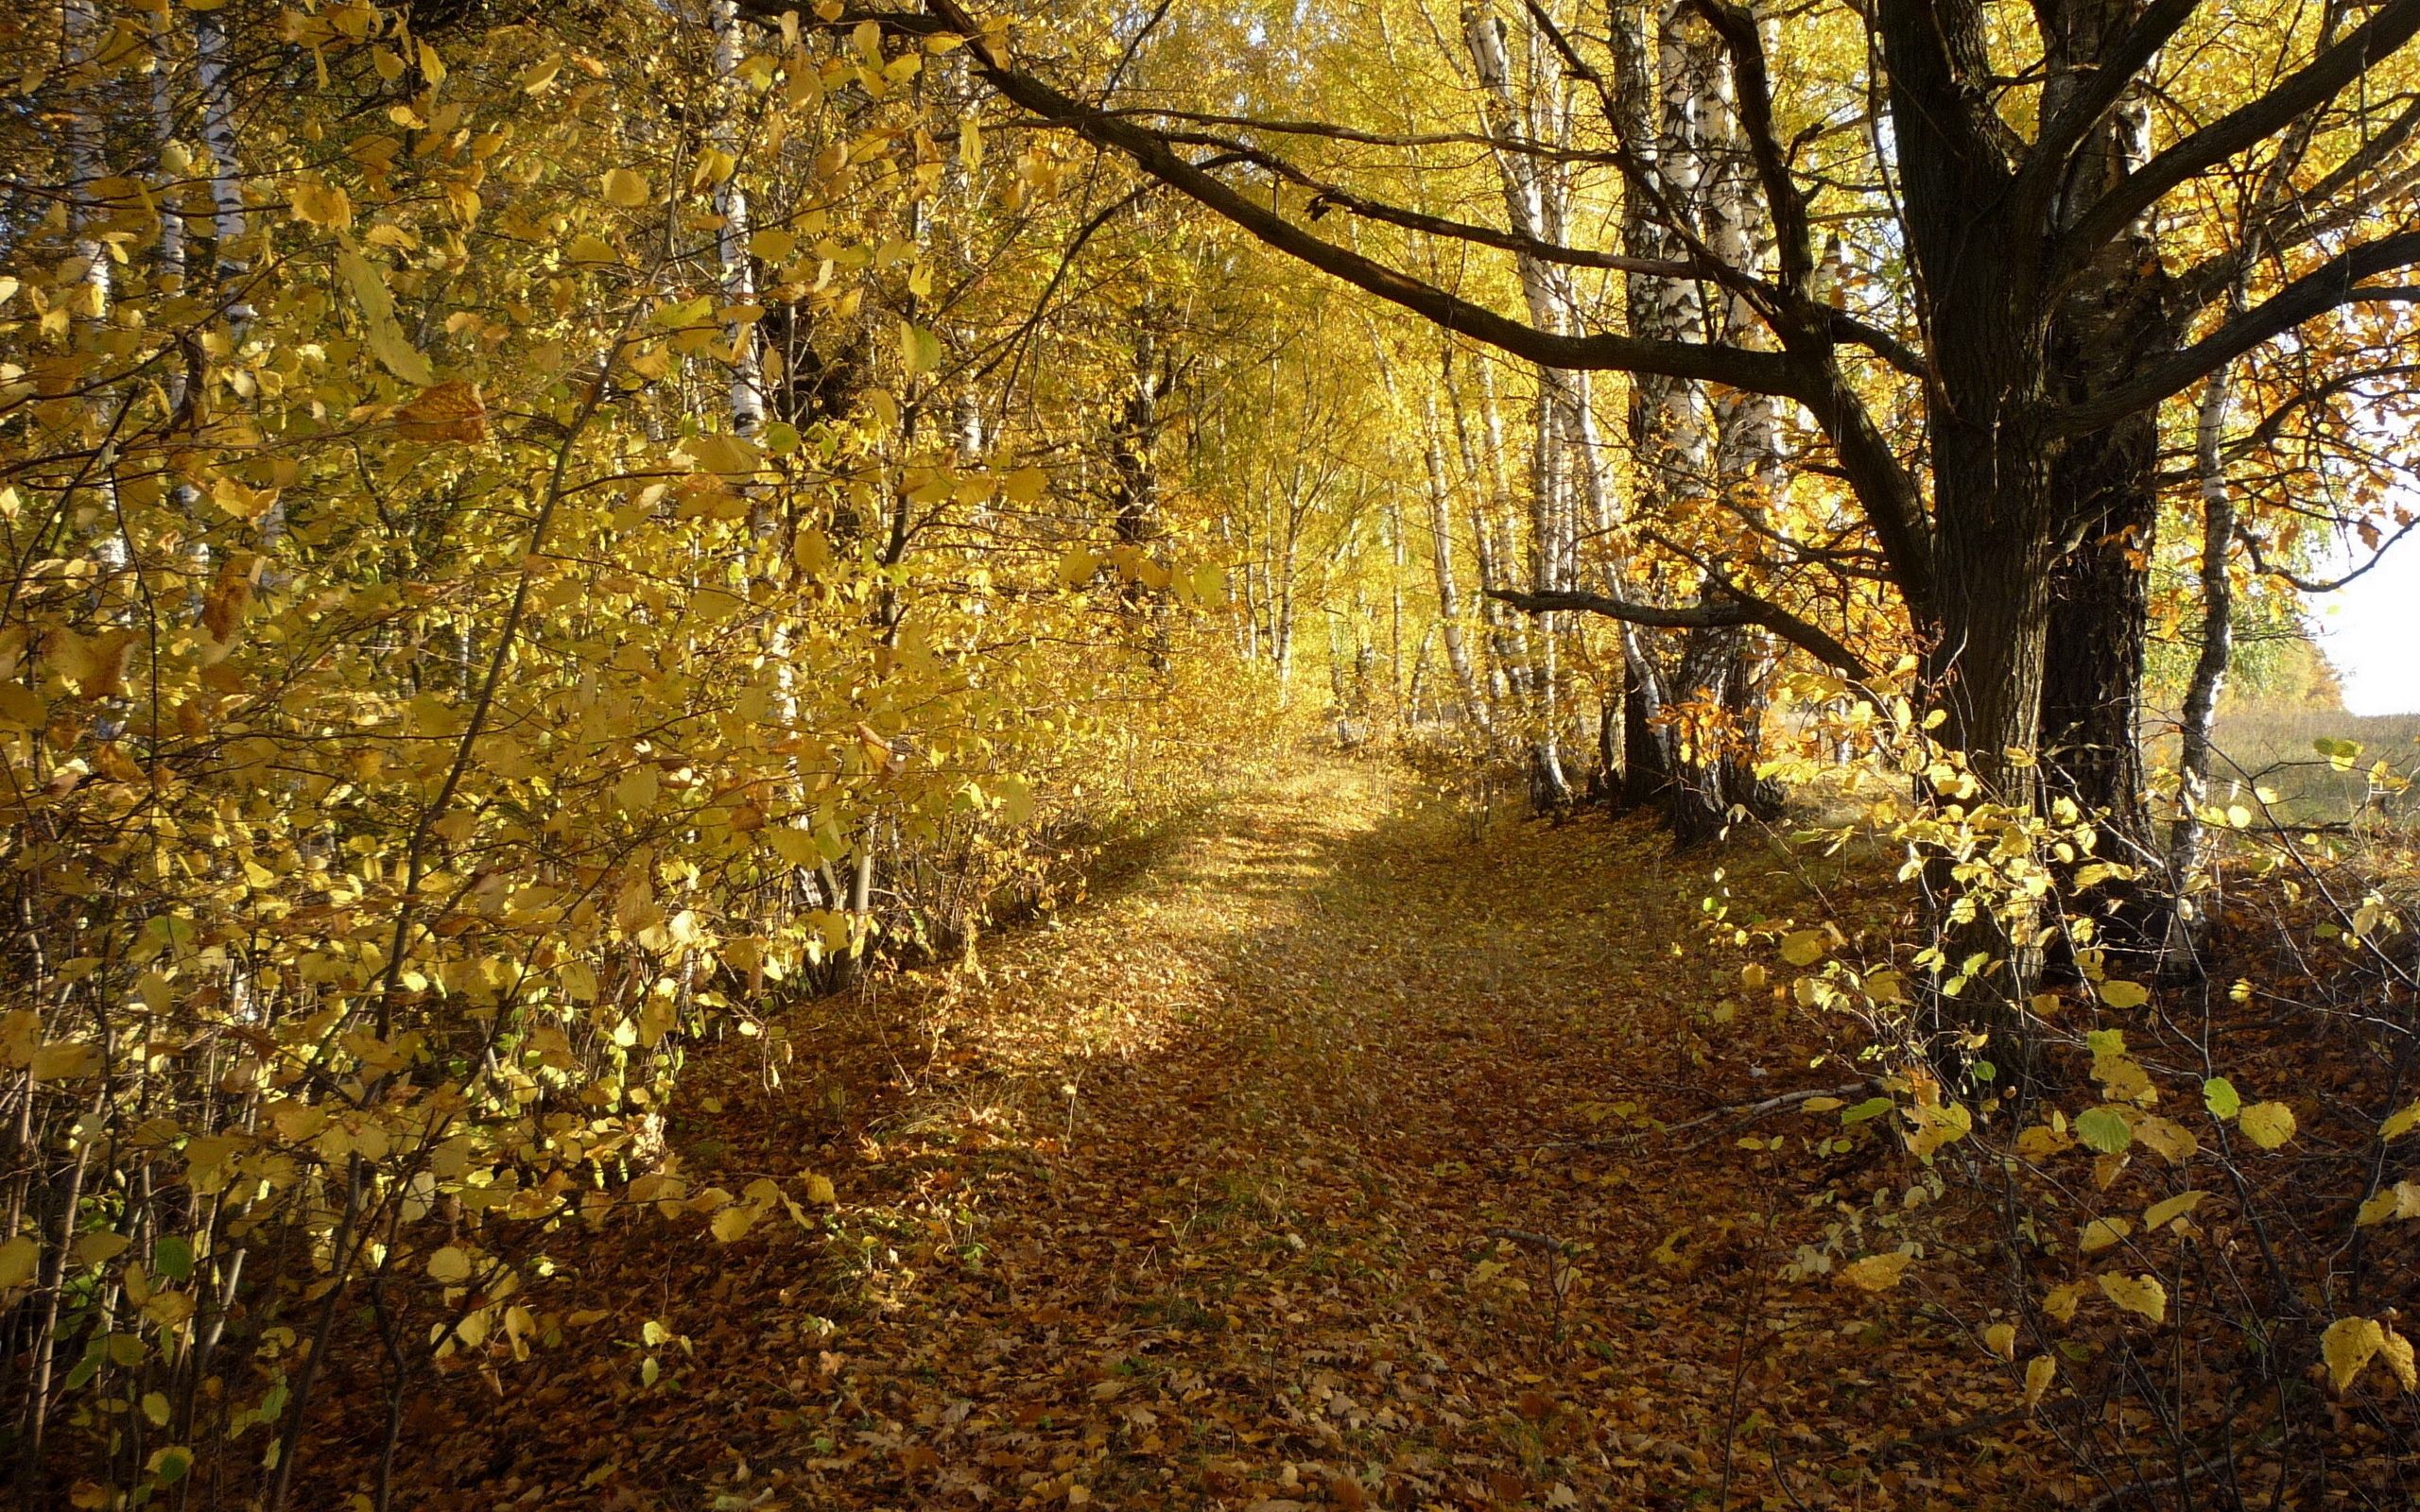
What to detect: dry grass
<box><xmin>2187</xmin><ymin>707</ymin><xmax>2420</xmax><ymax>826</ymax></box>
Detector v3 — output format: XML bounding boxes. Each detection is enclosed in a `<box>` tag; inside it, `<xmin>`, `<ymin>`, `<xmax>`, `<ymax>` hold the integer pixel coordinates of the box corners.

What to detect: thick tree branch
<box><xmin>2051</xmin><ymin>231</ymin><xmax>2420</xmax><ymax>432</ymax></box>
<box><xmin>1690</xmin><ymin>0</ymin><xmax>1817</xmax><ymax>291</ymax></box>
<box><xmin>2013</xmin><ymin>0</ymin><xmax>2202</xmax><ymax>233</ymax></box>
<box><xmin>1828</xmin><ymin>310</ymin><xmax>1928</xmax><ymax>376</ymax></box>
<box><xmin>2059</xmin><ymin>0</ymin><xmax>2420</xmax><ymax>265</ymax></box>
<box><xmin>2238</xmin><ymin>516</ymin><xmax>2420</xmax><ymax>593</ymax></box>
<box><xmin>778</xmin><ymin>2</ymin><xmax>1933</xmax><ymax>613</ymax></box>
<box><xmin>1134</xmin><ymin>127</ymin><xmax>1699</xmax><ymax>277</ymax></box>
<box><xmin>894</xmin><ymin>1</ymin><xmax>1809</xmax><ymax>395</ymax></box>
<box><xmin>1488</xmin><ymin>587</ymin><xmax>1874</xmax><ymax>681</ymax></box>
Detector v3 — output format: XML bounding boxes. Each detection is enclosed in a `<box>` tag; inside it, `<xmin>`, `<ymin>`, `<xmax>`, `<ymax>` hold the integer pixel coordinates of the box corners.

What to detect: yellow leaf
<box><xmin>2380</xmin><ymin>1327</ymin><xmax>2417</xmax><ymax>1392</ymax></box>
<box><xmin>801</xmin><ymin>1173</ymin><xmax>837</xmax><ymax>1204</ymax></box>
<box><xmin>2131</xmin><ymin>1115</ymin><xmax>2198</xmax><ymax>1164</ymax></box>
<box><xmin>0</xmin><ymin>1234</ymin><xmax>39</xmax><ymax>1291</ymax></box>
<box><xmin>395</xmin><ymin>380</ymin><xmax>487</xmax><ymax>443</ymax></box>
<box><xmin>1001</xmin><ymin>467</ymin><xmax>1047</xmax><ymax>503</ymax></box>
<box><xmin>2323</xmin><ymin>1316</ymin><xmax>2385</xmax><ymax>1392</ymax></box>
<box><xmin>2080</xmin><ymin>1216</ymin><xmax>2132</xmax><ymax>1253</ymax></box>
<box><xmin>767</xmin><ymin>827</ymin><xmax>819</xmax><ymax>866</ymax></box>
<box><xmin>426</xmin><ymin>1246</ymin><xmax>472</xmax><ymax>1284</ymax></box>
<box><xmin>1838</xmin><ymin>1251</ymin><xmax>1911</xmax><ymax>1293</ymax></box>
<box><xmin>2143</xmin><ymin>1191</ymin><xmax>2206</xmax><ymax>1230</ymax></box>
<box><xmin>2098</xmin><ymin>978</ymin><xmax>2149</xmax><ymax>1008</ymax></box>
<box><xmin>289</xmin><ymin>178</ymin><xmax>353</xmax><ymax>230</ymax></box>
<box><xmin>566</xmin><ymin>232</ymin><xmax>621</xmax><ymax>266</ymax></box>
<box><xmin>686</xmin><ymin>432</ymin><xmax>763</xmax><ymax>476</ymax></box>
<box><xmin>211</xmin><ymin>476</ymin><xmax>279</xmax><ymax>523</ymax></box>
<box><xmin>2023</xmin><ymin>1354</ymin><xmax>2055</xmax><ymax>1408</ymax></box>
<box><xmin>2042</xmin><ymin>1282</ymin><xmax>2083</xmax><ymax>1323</ymax></box>
<box><xmin>2016</xmin><ymin>1124</ymin><xmax>2072</xmax><ymax>1160</ymax></box>
<box><xmin>337</xmin><ymin>249</ymin><xmax>436</xmax><ymax>387</ymax></box>
<box><xmin>1057</xmin><ymin>547</ymin><xmax>1098</xmax><ymax>588</ymax></box>
<box><xmin>2096</xmin><ymin>1271</ymin><xmax>2167</xmax><ymax>1325</ymax></box>
<box><xmin>614</xmin><ymin>765</ymin><xmax>660</xmax><ymax>814</ymax></box>
<box><xmin>2381</xmin><ymin>1100</ymin><xmax>2419</xmax><ymax>1141</ymax></box>
<box><xmin>1903</xmin><ymin>1099</ymin><xmax>1971</xmax><ymax>1159</ymax></box>
<box><xmin>2238</xmin><ymin>1101</ymin><xmax>2295</xmax><ymax>1150</ymax></box>
<box><xmin>709</xmin><ymin>1206</ymin><xmax>755</xmax><ymax>1243</ymax></box>
<box><xmin>73</xmin><ymin>1232</ymin><xmax>129</xmax><ymax>1266</ymax></box>
<box><xmin>1982</xmin><ymin>1322</ymin><xmax>2016</xmax><ymax>1360</ymax></box>
<box><xmin>602</xmin><ymin>168</ymin><xmax>649</xmax><ymax>207</ymax></box>
<box><xmin>30</xmin><ymin>1041</ymin><xmax>99</xmax><ymax>1081</ymax></box>
<box><xmin>1780</xmin><ymin>929</ymin><xmax>1828</xmax><ymax>967</ymax></box>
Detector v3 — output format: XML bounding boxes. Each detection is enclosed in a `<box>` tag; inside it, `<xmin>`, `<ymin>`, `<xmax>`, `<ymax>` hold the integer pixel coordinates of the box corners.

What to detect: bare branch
<box><xmin>2058</xmin><ymin>0</ymin><xmax>2420</xmax><ymax>266</ymax></box>
<box><xmin>2238</xmin><ymin>516</ymin><xmax>2420</xmax><ymax>593</ymax></box>
<box><xmin>2013</xmin><ymin>0</ymin><xmax>2202</xmax><ymax>233</ymax></box>
<box><xmin>1488</xmin><ymin>587</ymin><xmax>1874</xmax><ymax>681</ymax></box>
<box><xmin>909</xmin><ymin>0</ymin><xmax>1811</xmax><ymax>396</ymax></box>
<box><xmin>2051</xmin><ymin>232</ymin><xmax>2420</xmax><ymax>432</ymax></box>
<box><xmin>1690</xmin><ymin>0</ymin><xmax>1818</xmax><ymax>290</ymax></box>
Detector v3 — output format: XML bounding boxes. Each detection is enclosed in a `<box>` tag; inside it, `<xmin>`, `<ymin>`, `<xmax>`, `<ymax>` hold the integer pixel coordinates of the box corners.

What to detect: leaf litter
<box><xmin>313</xmin><ymin>764</ymin><xmax>2056</xmax><ymax>1510</ymax></box>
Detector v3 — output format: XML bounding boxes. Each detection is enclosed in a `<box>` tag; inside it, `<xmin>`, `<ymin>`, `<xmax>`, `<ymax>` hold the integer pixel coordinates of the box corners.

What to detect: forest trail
<box><xmin>330</xmin><ymin>764</ymin><xmax>2019</xmax><ymax>1511</ymax></box>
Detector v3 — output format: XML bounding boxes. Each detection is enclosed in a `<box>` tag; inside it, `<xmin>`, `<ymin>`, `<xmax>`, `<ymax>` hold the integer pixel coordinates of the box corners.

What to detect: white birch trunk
<box><xmin>194</xmin><ymin>10</ymin><xmax>252</xmax><ymax>328</ymax></box>
<box><xmin>710</xmin><ymin>0</ymin><xmax>765</xmax><ymax>438</ymax></box>
<box><xmin>1420</xmin><ymin>390</ymin><xmax>1490</xmax><ymax>729</ymax></box>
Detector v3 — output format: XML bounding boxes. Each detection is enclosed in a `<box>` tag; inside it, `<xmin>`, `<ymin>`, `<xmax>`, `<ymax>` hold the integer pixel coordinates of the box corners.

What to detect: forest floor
<box><xmin>320</xmin><ymin>762</ymin><xmax>2057</xmax><ymax>1511</ymax></box>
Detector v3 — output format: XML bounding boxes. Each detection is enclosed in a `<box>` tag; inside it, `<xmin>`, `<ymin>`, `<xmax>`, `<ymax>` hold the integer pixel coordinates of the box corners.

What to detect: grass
<box><xmin>2185</xmin><ymin>706</ymin><xmax>2420</xmax><ymax>826</ymax></box>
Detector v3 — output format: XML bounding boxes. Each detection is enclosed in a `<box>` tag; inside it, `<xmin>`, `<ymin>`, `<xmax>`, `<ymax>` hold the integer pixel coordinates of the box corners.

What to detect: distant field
<box><xmin>2179</xmin><ymin>707</ymin><xmax>2420</xmax><ymax>826</ymax></box>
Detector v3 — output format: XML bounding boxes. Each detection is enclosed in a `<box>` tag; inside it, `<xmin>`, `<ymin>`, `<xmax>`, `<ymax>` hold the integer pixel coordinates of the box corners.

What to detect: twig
<box><xmin>1666</xmin><ymin>1081</ymin><xmax>1876</xmax><ymax>1136</ymax></box>
<box><xmin>1492</xmin><ymin>1081</ymin><xmax>1875</xmax><ymax>1153</ymax></box>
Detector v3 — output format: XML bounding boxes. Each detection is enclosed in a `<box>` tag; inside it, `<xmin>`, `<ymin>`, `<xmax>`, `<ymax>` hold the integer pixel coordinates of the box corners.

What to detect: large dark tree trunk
<box><xmin>2035</xmin><ymin>0</ymin><xmax>2177</xmax><ymax>955</ymax></box>
<box><xmin>2039</xmin><ymin>430</ymin><xmax>2157</xmax><ymax>842</ymax></box>
<box><xmin>1719</xmin><ymin>631</ymin><xmax>1787</xmax><ymax>819</ymax></box>
<box><xmin>1618</xmin><ymin>651</ymin><xmax>1676</xmax><ymax>813</ymax></box>
<box><xmin>1665</xmin><ymin>626</ymin><xmax>1733</xmax><ymax>848</ymax></box>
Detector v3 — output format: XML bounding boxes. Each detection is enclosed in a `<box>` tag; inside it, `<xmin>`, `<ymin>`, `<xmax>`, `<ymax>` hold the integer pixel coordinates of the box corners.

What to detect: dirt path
<box><xmin>333</xmin><ymin>765</ymin><xmax>2023</xmax><ymax>1510</ymax></box>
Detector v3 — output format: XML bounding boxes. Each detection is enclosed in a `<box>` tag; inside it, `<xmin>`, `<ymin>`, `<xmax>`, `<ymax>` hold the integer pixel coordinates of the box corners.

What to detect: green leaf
<box><xmin>148</xmin><ymin>1446</ymin><xmax>193</xmax><ymax>1486</ymax></box>
<box><xmin>2203</xmin><ymin>1076</ymin><xmax>2241</xmax><ymax>1120</ymax></box>
<box><xmin>1841</xmin><ymin>1096</ymin><xmax>1893</xmax><ymax>1125</ymax></box>
<box><xmin>2313</xmin><ymin>736</ymin><xmax>2363</xmax><ymax>771</ymax></box>
<box><xmin>152</xmin><ymin>1235</ymin><xmax>193</xmax><ymax>1282</ymax></box>
<box><xmin>2075</xmin><ymin>1107</ymin><xmax>2133</xmax><ymax>1155</ymax></box>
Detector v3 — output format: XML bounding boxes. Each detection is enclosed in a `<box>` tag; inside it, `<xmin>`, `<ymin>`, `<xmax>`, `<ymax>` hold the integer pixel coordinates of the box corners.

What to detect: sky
<box><xmin>2308</xmin><ymin>530</ymin><xmax>2420</xmax><ymax>715</ymax></box>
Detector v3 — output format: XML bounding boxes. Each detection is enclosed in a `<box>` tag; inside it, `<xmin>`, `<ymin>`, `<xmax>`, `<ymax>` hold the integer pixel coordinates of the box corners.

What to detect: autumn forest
<box><xmin>4</xmin><ymin>0</ymin><xmax>2419</xmax><ymax>1506</ymax></box>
